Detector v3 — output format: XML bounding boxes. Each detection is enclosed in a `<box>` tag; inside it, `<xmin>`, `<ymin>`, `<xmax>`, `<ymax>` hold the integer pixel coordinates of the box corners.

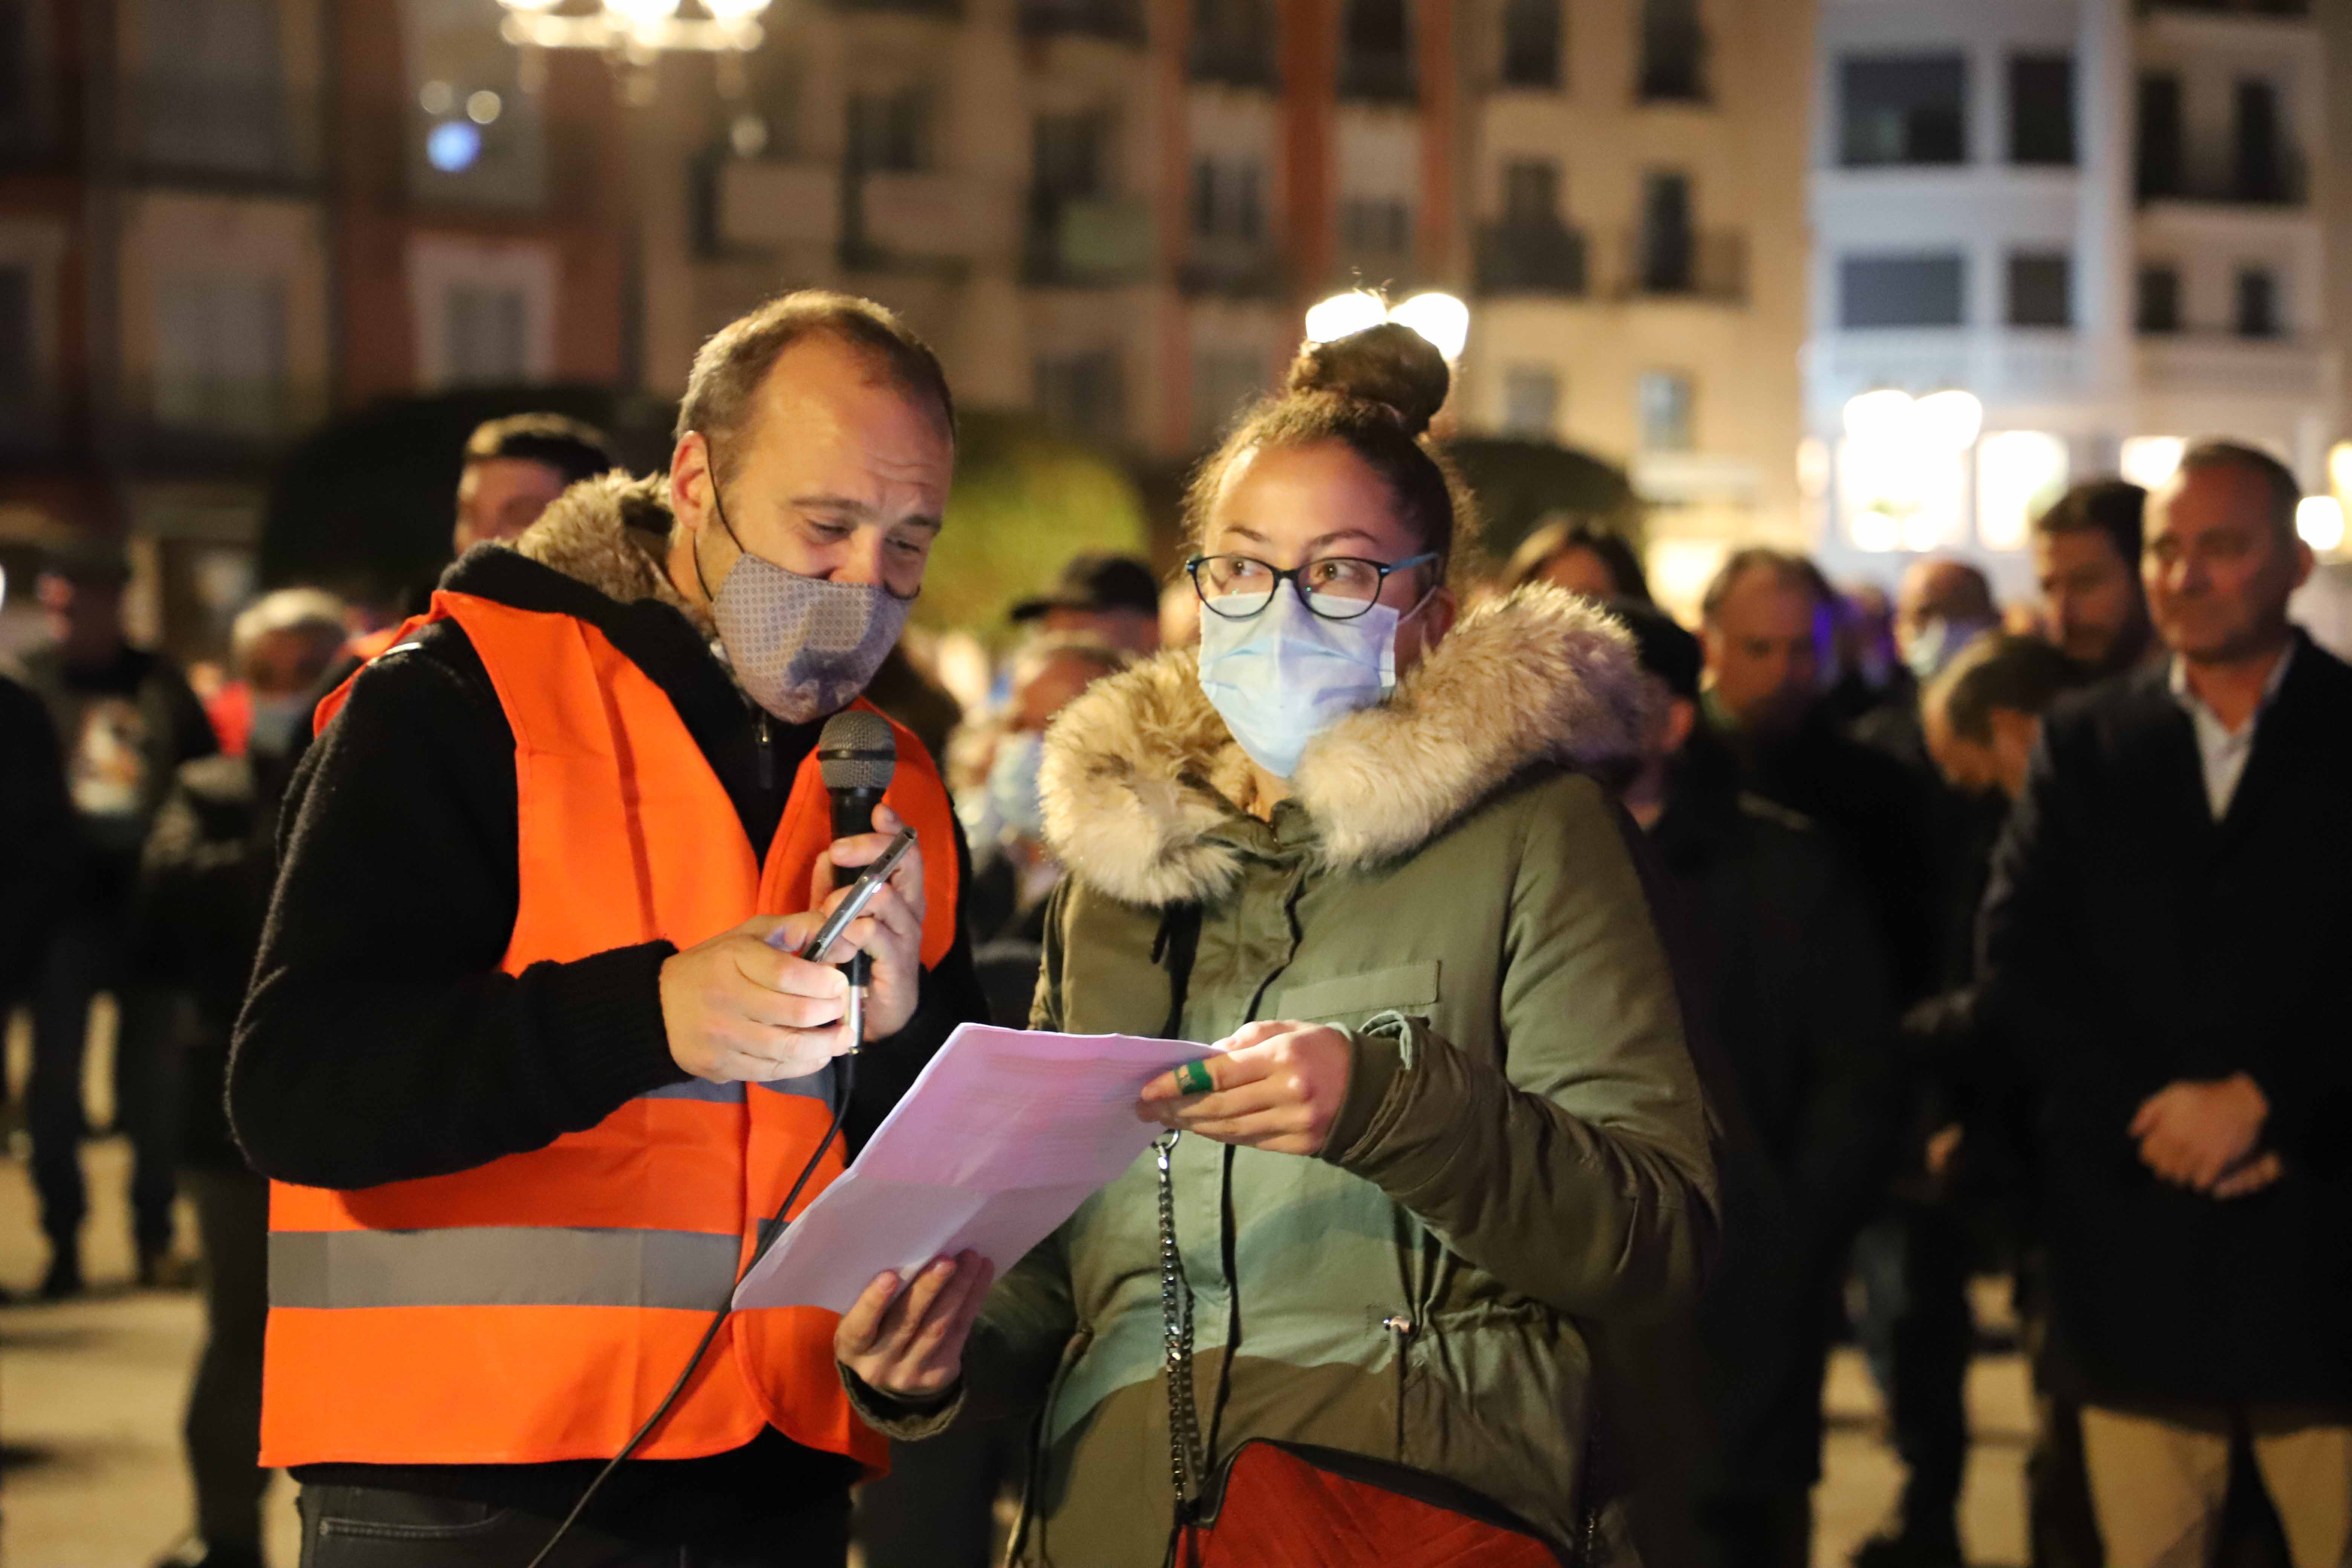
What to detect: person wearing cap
<box><xmin>1008</xmin><ymin>552</ymin><xmax>1162</xmax><ymax>656</ymax></box>
<box><xmin>228</xmin><ymin>292</ymin><xmax>988</xmax><ymax>1565</ymax></box>
<box><xmin>9</xmin><ymin>537</ymin><xmax>219</xmax><ymax>1297</ymax></box>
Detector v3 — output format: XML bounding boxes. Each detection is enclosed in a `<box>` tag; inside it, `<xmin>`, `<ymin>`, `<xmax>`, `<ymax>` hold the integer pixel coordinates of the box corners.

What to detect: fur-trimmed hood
<box><xmin>1038</xmin><ymin>585</ymin><xmax>1654</xmax><ymax>907</ymax></box>
<box><xmin>501</xmin><ymin>470</ymin><xmax>714</xmax><ymax>636</ymax></box>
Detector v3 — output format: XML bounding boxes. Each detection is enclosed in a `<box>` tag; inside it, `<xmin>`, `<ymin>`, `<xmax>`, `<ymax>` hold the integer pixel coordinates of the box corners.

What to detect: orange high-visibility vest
<box><xmin>263</xmin><ymin>588</ymin><xmax>959</xmax><ymax>1469</ymax></box>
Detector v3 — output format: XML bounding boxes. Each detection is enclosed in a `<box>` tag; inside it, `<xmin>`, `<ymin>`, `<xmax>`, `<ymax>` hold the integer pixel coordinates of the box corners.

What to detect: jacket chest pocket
<box><xmin>1266</xmin><ymin>960</ymin><xmax>1441</xmax><ymax>1024</ymax></box>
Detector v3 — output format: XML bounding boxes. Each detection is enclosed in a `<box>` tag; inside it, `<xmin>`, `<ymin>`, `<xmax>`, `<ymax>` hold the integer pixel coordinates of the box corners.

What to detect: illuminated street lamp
<box><xmin>1837</xmin><ymin>388</ymin><xmax>1984</xmax><ymax>553</ymax></box>
<box><xmin>1303</xmin><ymin>290</ymin><xmax>1471</xmax><ymax>361</ymax></box>
<box><xmin>495</xmin><ymin>0</ymin><xmax>769</xmax><ymax>81</ymax></box>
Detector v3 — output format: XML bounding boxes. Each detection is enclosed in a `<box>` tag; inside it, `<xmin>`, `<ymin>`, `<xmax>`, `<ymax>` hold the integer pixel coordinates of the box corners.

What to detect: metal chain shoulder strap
<box><xmin>1156</xmin><ymin>1129</ymin><xmax>1208</xmax><ymax>1511</ymax></box>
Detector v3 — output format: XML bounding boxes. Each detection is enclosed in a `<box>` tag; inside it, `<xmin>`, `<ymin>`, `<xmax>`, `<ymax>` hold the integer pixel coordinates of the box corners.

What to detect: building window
<box><xmin>0</xmin><ymin>263</ymin><xmax>31</xmax><ymax>412</ymax></box>
<box><xmin>2007</xmin><ymin>251</ymin><xmax>2071</xmax><ymax>328</ymax></box>
<box><xmin>1502</xmin><ymin>364</ymin><xmax>1560</xmax><ymax>438</ymax></box>
<box><xmin>1841</xmin><ymin>253</ymin><xmax>1965</xmax><ymax>329</ymax></box>
<box><xmin>2136</xmin><ymin>265</ymin><xmax>2181</xmax><ymax>334</ymax></box>
<box><xmin>1638</xmin><ymin>171</ymin><xmax>1694</xmax><ymax>292</ymax></box>
<box><xmin>2236</xmin><ymin>268</ymin><xmax>2278</xmax><ymax>338</ymax></box>
<box><xmin>1034</xmin><ymin>112</ymin><xmax>1108</xmax><ymax>201</ymax></box>
<box><xmin>1840</xmin><ymin>55</ymin><xmax>1966</xmax><ymax>166</ymax></box>
<box><xmin>403</xmin><ymin>0</ymin><xmax>546</xmax><ymax>211</ymax></box>
<box><xmin>444</xmin><ymin>283</ymin><xmax>528</xmax><ymax>385</ymax></box>
<box><xmin>1019</xmin><ymin>0</ymin><xmax>1143</xmax><ymax>40</ymax></box>
<box><xmin>1501</xmin><ymin>0</ymin><xmax>1560</xmax><ymax>89</ymax></box>
<box><xmin>2234</xmin><ymin>79</ymin><xmax>2288</xmax><ymax>202</ymax></box>
<box><xmin>153</xmin><ymin>273</ymin><xmax>288</xmax><ymax>435</ymax></box>
<box><xmin>1341</xmin><ymin>197</ymin><xmax>1413</xmax><ymax>259</ymax></box>
<box><xmin>1339</xmin><ymin>0</ymin><xmax>1415</xmax><ymax>101</ymax></box>
<box><xmin>1037</xmin><ymin>349</ymin><xmax>1125</xmax><ymax>445</ymax></box>
<box><xmin>1637</xmin><ymin>0</ymin><xmax>1703</xmax><ymax>103</ymax></box>
<box><xmin>848</xmin><ymin>87</ymin><xmax>928</xmax><ymax>173</ymax></box>
<box><xmin>2136</xmin><ymin>74</ymin><xmax>2182</xmax><ymax>199</ymax></box>
<box><xmin>1636</xmin><ymin>371</ymin><xmax>1694</xmax><ymax>451</ymax></box>
<box><xmin>1192</xmin><ymin>157</ymin><xmax>1264</xmax><ymax>242</ymax></box>
<box><xmin>1190</xmin><ymin>0</ymin><xmax>1274</xmax><ymax>87</ymax></box>
<box><xmin>1192</xmin><ymin>350</ymin><xmax>1264</xmax><ymax>447</ymax></box>
<box><xmin>2009</xmin><ymin>54</ymin><xmax>2075</xmax><ymax>166</ymax></box>
<box><xmin>1502</xmin><ymin>159</ymin><xmax>1561</xmax><ymax>225</ymax></box>
<box><xmin>135</xmin><ymin>0</ymin><xmax>297</xmax><ymax>178</ymax></box>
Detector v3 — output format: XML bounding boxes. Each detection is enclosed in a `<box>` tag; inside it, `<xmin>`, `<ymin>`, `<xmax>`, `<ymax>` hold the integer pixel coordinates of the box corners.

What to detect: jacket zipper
<box><xmin>755</xmin><ymin>711</ymin><xmax>774</xmax><ymax>790</ymax></box>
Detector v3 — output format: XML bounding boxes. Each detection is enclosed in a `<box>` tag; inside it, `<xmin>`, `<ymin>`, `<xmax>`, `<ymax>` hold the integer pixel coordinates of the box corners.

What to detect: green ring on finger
<box><xmin>1175</xmin><ymin>1058</ymin><xmax>1214</xmax><ymax>1096</ymax></box>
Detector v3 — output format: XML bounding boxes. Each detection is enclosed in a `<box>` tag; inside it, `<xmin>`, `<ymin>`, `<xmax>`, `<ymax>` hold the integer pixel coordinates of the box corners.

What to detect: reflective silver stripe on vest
<box><xmin>269</xmin><ymin>1227</ymin><xmax>741</xmax><ymax>1311</ymax></box>
<box><xmin>637</xmin><ymin>1080</ymin><xmax>747</xmax><ymax>1103</ymax></box>
<box><xmin>754</xmin><ymin>1064</ymin><xmax>837</xmax><ymax>1108</ymax></box>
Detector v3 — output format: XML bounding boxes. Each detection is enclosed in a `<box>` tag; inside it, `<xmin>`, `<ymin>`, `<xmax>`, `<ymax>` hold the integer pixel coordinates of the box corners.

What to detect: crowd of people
<box><xmin>0</xmin><ymin>286</ymin><xmax>2343</xmax><ymax>1568</ymax></box>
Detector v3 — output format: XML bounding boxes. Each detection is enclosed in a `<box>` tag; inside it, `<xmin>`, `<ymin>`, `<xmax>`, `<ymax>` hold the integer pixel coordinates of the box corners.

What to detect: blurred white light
<box><xmin>2296</xmin><ymin>496</ymin><xmax>2344</xmax><ymax>552</ymax></box>
<box><xmin>419</xmin><ymin>80</ymin><xmax>455</xmax><ymax>115</ymax></box>
<box><xmin>1647</xmin><ymin>540</ymin><xmax>1729</xmax><ymax>625</ymax></box>
<box><xmin>1796</xmin><ymin>437</ymin><xmax>1831</xmax><ymax>500</ymax></box>
<box><xmin>603</xmin><ymin>0</ymin><xmax>682</xmax><ymax>21</ymax></box>
<box><xmin>1842</xmin><ymin>389</ymin><xmax>1915</xmax><ymax>447</ymax></box>
<box><xmin>704</xmin><ymin>0</ymin><xmax>772</xmax><ymax>16</ymax></box>
<box><xmin>729</xmin><ymin>113</ymin><xmax>769</xmax><ymax>158</ymax></box>
<box><xmin>2329</xmin><ymin>441</ymin><xmax>2352</xmax><ymax>502</ymax></box>
<box><xmin>1914</xmin><ymin>389</ymin><xmax>1984</xmax><ymax>453</ymax></box>
<box><xmin>498</xmin><ymin>0</ymin><xmax>563</xmax><ymax>10</ymax></box>
<box><xmin>466</xmin><ymin>89</ymin><xmax>503</xmax><ymax>124</ymax></box>
<box><xmin>1850</xmin><ymin>506</ymin><xmax>1903</xmax><ymax>553</ymax></box>
<box><xmin>1304</xmin><ymin>291</ymin><xmax>1388</xmax><ymax>346</ymax></box>
<box><xmin>1977</xmin><ymin>430</ymin><xmax>2070</xmax><ymax>552</ymax></box>
<box><xmin>2119</xmin><ymin>436</ymin><xmax>2187</xmax><ymax>491</ymax></box>
<box><xmin>1389</xmin><ymin>292</ymin><xmax>1470</xmax><ymax>361</ymax></box>
<box><xmin>426</xmin><ymin>120</ymin><xmax>482</xmax><ymax>172</ymax></box>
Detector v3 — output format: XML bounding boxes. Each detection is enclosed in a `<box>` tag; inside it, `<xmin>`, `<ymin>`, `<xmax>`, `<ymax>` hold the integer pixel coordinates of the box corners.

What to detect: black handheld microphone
<box><xmin>816</xmin><ymin>711</ymin><xmax>896</xmax><ymax>1046</ymax></box>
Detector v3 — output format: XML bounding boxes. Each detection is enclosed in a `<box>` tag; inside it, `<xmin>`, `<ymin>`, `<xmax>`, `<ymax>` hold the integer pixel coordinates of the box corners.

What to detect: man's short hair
<box><xmin>1927</xmin><ymin>632</ymin><xmax>2081</xmax><ymax>744</ymax></box>
<box><xmin>1700</xmin><ymin>547</ymin><xmax>1822</xmax><ymax>627</ymax></box>
<box><xmin>2032</xmin><ymin>479</ymin><xmax>2145</xmax><ymax>566</ymax></box>
<box><xmin>676</xmin><ymin>291</ymin><xmax>954</xmax><ymax>485</ymax></box>
<box><xmin>463</xmin><ymin>414</ymin><xmax>617</xmax><ymax>489</ymax></box>
<box><xmin>231</xmin><ymin>587</ymin><xmax>348</xmax><ymax>672</ymax></box>
<box><xmin>2173</xmin><ymin>441</ymin><xmax>2301</xmax><ymax>547</ymax></box>
<box><xmin>1611</xmin><ymin>598</ymin><xmax>1702</xmax><ymax>701</ymax></box>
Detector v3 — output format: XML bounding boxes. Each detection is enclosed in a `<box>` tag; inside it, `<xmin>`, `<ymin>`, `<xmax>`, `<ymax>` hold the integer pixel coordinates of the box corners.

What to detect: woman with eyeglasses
<box><xmin>835</xmin><ymin>323</ymin><xmax>1717</xmax><ymax>1566</ymax></box>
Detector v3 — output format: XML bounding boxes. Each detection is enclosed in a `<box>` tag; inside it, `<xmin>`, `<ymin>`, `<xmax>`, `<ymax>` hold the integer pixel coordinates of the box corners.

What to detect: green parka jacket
<box><xmin>882</xmin><ymin>586</ymin><xmax>1718</xmax><ymax>1565</ymax></box>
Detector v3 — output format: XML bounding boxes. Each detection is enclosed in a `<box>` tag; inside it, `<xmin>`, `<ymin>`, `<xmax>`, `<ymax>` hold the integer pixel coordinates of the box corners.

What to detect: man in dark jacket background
<box><xmin>139</xmin><ymin>587</ymin><xmax>350</xmax><ymax>1568</ymax></box>
<box><xmin>1981</xmin><ymin>441</ymin><xmax>2352</xmax><ymax>1568</ymax></box>
<box><xmin>11</xmin><ymin>538</ymin><xmax>219</xmax><ymax>1297</ymax></box>
<box><xmin>1613</xmin><ymin>600</ymin><xmax>1901</xmax><ymax>1568</ymax></box>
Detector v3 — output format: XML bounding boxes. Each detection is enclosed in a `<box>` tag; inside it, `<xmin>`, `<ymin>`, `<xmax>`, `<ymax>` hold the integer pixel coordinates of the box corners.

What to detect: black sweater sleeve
<box><xmin>229</xmin><ymin>636</ymin><xmax>686</xmax><ymax>1190</ymax></box>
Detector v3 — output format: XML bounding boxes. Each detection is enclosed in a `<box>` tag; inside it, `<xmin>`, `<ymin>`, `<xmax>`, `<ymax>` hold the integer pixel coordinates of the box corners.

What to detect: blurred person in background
<box><xmin>1692</xmin><ymin>548</ymin><xmax>1931</xmax><ymax>998</ymax></box>
<box><xmin>305</xmin><ymin>414</ymin><xmax>617</xmax><ymax>709</ymax></box>
<box><xmin>0</xmin><ymin>672</ymin><xmax>73</xmax><ymax>1158</ymax></box>
<box><xmin>1612</xmin><ymin>599</ymin><xmax>1900</xmax><ymax>1568</ymax></box>
<box><xmin>10</xmin><ymin>538</ymin><xmax>217</xmax><ymax>1297</ymax></box>
<box><xmin>1008</xmin><ymin>552</ymin><xmax>1162</xmax><ymax>657</ymax></box>
<box><xmin>1823</xmin><ymin>582</ymin><xmax>1906</xmax><ymax>727</ymax></box>
<box><xmin>2032</xmin><ymin>480</ymin><xmax>2156</xmax><ymax>680</ymax></box>
<box><xmin>1914</xmin><ymin>633</ymin><xmax>2102</xmax><ymax>1568</ymax></box>
<box><xmin>1984</xmin><ymin>442</ymin><xmax>2352</xmax><ymax>1568</ymax></box>
<box><xmin>1502</xmin><ymin>516</ymin><xmax>1654</xmax><ymax>603</ymax></box>
<box><xmin>1845</xmin><ymin>554</ymin><xmax>2007</xmax><ymax>1568</ymax></box>
<box><xmin>955</xmin><ymin>634</ymin><xmax>1130</xmax><ymax>1025</ymax></box>
<box><xmin>139</xmin><ymin>588</ymin><xmax>348</xmax><ymax>1568</ymax></box>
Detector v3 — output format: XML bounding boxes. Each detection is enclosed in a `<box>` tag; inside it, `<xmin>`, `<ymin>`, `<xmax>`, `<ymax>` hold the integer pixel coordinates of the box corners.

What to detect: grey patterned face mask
<box><xmin>700</xmin><ymin>471</ymin><xmax>912</xmax><ymax>723</ymax></box>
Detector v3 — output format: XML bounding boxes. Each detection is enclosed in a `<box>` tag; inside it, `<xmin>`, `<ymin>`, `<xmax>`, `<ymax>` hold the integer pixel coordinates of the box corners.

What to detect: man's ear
<box><xmin>1663</xmin><ymin>696</ymin><xmax>1699</xmax><ymax>754</ymax></box>
<box><xmin>669</xmin><ymin>432</ymin><xmax>714</xmax><ymax>539</ymax></box>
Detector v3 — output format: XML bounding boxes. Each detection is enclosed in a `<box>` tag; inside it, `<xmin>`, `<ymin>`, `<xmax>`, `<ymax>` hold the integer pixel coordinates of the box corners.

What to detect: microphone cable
<box><xmin>521</xmin><ymin>1052</ymin><xmax>856</xmax><ymax>1568</ymax></box>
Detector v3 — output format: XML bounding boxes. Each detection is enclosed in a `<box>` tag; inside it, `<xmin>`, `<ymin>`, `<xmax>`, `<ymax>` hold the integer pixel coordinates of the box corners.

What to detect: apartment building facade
<box><xmin>1807</xmin><ymin>0</ymin><xmax>2337</xmax><ymax>593</ymax></box>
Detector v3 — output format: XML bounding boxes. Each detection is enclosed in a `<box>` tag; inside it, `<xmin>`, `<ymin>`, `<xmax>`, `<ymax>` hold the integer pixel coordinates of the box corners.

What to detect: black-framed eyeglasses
<box><xmin>1186</xmin><ymin>552</ymin><xmax>1439</xmax><ymax>622</ymax></box>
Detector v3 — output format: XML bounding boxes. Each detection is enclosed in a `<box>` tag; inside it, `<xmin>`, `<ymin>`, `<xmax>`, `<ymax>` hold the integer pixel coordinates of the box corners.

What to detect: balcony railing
<box><xmin>2139</xmin><ymin>0</ymin><xmax>2311</xmax><ymax>16</ymax></box>
<box><xmin>1019</xmin><ymin>0</ymin><xmax>1145</xmax><ymax>42</ymax></box>
<box><xmin>1190</xmin><ymin>37</ymin><xmax>1277</xmax><ymax>88</ymax></box>
<box><xmin>119</xmin><ymin>377</ymin><xmax>330</xmax><ymax>464</ymax></box>
<box><xmin>2138</xmin><ymin>149</ymin><xmax>2309</xmax><ymax>206</ymax></box>
<box><xmin>1619</xmin><ymin>229</ymin><xmax>1745</xmax><ymax>302</ymax></box>
<box><xmin>1027</xmin><ymin>195</ymin><xmax>1154</xmax><ymax>285</ymax></box>
<box><xmin>1338</xmin><ymin>50</ymin><xmax>1416</xmax><ymax>103</ymax></box>
<box><xmin>1181</xmin><ymin>233</ymin><xmax>1283</xmax><ymax>296</ymax></box>
<box><xmin>1475</xmin><ymin>223</ymin><xmax>1588</xmax><ymax>297</ymax></box>
<box><xmin>116</xmin><ymin>74</ymin><xmax>325</xmax><ymax>188</ymax></box>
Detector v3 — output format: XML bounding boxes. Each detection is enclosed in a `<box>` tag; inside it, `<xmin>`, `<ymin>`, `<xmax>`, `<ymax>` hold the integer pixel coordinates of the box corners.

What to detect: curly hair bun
<box><xmin>1285</xmin><ymin>321</ymin><xmax>1450</xmax><ymax>438</ymax></box>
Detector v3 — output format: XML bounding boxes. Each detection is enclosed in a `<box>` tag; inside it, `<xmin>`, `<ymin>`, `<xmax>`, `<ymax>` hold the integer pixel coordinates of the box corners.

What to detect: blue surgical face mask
<box><xmin>1196</xmin><ymin>588</ymin><xmax>1417</xmax><ymax>779</ymax></box>
<box><xmin>986</xmin><ymin>729</ymin><xmax>1046</xmax><ymax>842</ymax></box>
<box><xmin>247</xmin><ymin>694</ymin><xmax>308</xmax><ymax>757</ymax></box>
